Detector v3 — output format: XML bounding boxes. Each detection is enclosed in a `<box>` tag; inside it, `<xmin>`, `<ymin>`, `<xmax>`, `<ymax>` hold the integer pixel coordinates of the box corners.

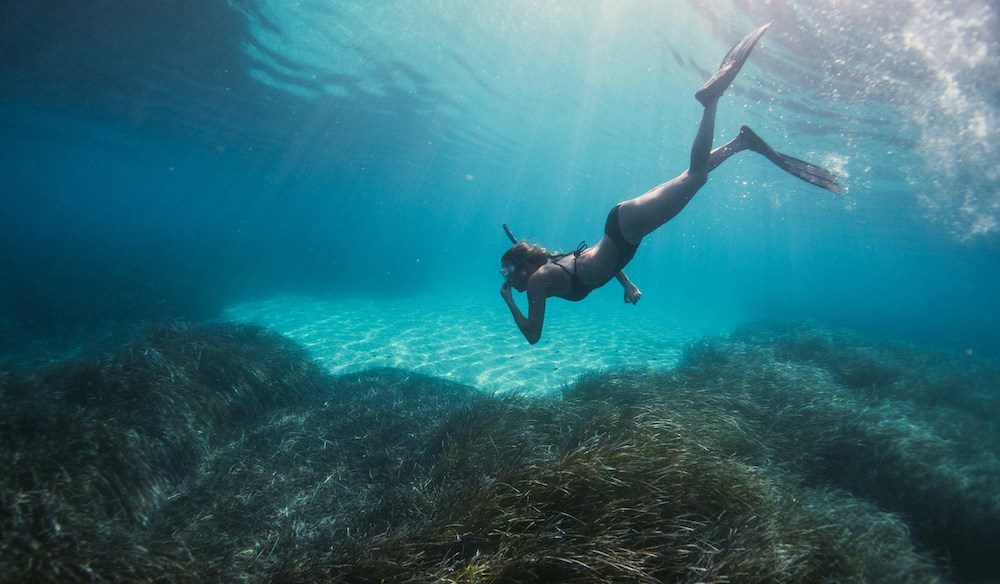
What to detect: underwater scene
<box><xmin>1</xmin><ymin>1</ymin><xmax>998</xmax><ymax>582</ymax></box>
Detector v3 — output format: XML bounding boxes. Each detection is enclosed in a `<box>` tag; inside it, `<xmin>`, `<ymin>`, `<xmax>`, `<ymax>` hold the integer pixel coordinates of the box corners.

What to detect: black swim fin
<box><xmin>696</xmin><ymin>22</ymin><xmax>772</xmax><ymax>105</ymax></box>
<box><xmin>740</xmin><ymin>125</ymin><xmax>843</xmax><ymax>194</ymax></box>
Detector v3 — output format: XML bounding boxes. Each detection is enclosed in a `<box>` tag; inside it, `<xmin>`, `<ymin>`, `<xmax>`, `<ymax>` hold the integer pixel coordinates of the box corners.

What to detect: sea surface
<box><xmin>1</xmin><ymin>1</ymin><xmax>998</xmax><ymax>582</ymax></box>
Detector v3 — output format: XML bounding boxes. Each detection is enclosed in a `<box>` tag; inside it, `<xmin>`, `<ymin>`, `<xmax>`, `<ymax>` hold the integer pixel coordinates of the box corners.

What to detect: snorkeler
<box><xmin>500</xmin><ymin>23</ymin><xmax>842</xmax><ymax>344</ymax></box>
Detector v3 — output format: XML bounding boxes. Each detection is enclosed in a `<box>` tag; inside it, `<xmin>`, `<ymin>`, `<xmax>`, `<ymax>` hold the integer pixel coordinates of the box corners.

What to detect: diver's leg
<box><xmin>617</xmin><ymin>102</ymin><xmax>723</xmax><ymax>241</ymax></box>
<box><xmin>689</xmin><ymin>100</ymin><xmax>716</xmax><ymax>175</ymax></box>
<box><xmin>615</xmin><ymin>176</ymin><xmax>704</xmax><ymax>244</ymax></box>
<box><xmin>615</xmin><ymin>27</ymin><xmax>772</xmax><ymax>242</ymax></box>
<box><xmin>617</xmin><ymin>124</ymin><xmax>843</xmax><ymax>242</ymax></box>
<box><xmin>706</xmin><ymin>128</ymin><xmax>753</xmax><ymax>171</ymax></box>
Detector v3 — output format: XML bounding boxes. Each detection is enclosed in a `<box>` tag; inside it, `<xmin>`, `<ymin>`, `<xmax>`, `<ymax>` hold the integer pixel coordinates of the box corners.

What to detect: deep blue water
<box><xmin>1</xmin><ymin>0</ymin><xmax>998</xmax><ymax>356</ymax></box>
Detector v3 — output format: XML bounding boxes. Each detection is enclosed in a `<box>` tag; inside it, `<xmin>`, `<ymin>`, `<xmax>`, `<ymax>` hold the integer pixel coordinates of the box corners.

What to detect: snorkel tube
<box><xmin>500</xmin><ymin>224</ymin><xmax>520</xmax><ymax>285</ymax></box>
<box><xmin>502</xmin><ymin>224</ymin><xmax>518</xmax><ymax>245</ymax></box>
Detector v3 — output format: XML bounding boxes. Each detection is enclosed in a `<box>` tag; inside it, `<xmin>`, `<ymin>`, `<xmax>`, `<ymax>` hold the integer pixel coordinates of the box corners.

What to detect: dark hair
<box><xmin>500</xmin><ymin>241</ymin><xmax>551</xmax><ymax>270</ymax></box>
<box><xmin>500</xmin><ymin>240</ymin><xmax>588</xmax><ymax>276</ymax></box>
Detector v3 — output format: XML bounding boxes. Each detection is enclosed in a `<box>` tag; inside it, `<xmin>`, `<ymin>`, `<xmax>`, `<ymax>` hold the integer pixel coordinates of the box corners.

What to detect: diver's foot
<box><xmin>738</xmin><ymin>124</ymin><xmax>771</xmax><ymax>155</ymax></box>
<box><xmin>695</xmin><ymin>22</ymin><xmax>772</xmax><ymax>106</ymax></box>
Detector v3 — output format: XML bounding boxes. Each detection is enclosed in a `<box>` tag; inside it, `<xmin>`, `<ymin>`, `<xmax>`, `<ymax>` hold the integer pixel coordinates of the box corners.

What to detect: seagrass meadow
<box><xmin>2</xmin><ymin>322</ymin><xmax>997</xmax><ymax>583</ymax></box>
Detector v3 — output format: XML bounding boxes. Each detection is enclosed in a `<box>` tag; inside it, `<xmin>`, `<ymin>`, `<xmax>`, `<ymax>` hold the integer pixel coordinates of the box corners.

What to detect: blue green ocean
<box><xmin>1</xmin><ymin>1</ymin><xmax>998</xmax><ymax>582</ymax></box>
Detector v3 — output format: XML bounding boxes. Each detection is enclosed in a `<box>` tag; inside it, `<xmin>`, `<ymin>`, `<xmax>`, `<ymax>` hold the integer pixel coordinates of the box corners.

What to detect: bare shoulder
<box><xmin>527</xmin><ymin>264</ymin><xmax>561</xmax><ymax>298</ymax></box>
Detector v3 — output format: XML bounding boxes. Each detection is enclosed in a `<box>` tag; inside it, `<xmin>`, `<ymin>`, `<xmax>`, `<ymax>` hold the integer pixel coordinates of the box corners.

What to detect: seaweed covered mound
<box><xmin>676</xmin><ymin>322</ymin><xmax>1000</xmax><ymax>582</ymax></box>
<box><xmin>1</xmin><ymin>322</ymin><xmax>996</xmax><ymax>582</ymax></box>
<box><xmin>0</xmin><ymin>323</ymin><xmax>332</xmax><ymax>577</ymax></box>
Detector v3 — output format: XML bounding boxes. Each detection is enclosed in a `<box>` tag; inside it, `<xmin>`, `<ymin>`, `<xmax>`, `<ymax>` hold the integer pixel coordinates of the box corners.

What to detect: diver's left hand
<box><xmin>500</xmin><ymin>282</ymin><xmax>513</xmax><ymax>302</ymax></box>
<box><xmin>624</xmin><ymin>285</ymin><xmax>642</xmax><ymax>305</ymax></box>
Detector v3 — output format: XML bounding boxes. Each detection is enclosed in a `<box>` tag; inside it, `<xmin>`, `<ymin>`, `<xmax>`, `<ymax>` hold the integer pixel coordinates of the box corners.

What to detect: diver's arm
<box><xmin>615</xmin><ymin>271</ymin><xmax>642</xmax><ymax>304</ymax></box>
<box><xmin>615</xmin><ymin>271</ymin><xmax>635</xmax><ymax>288</ymax></box>
<box><xmin>501</xmin><ymin>282</ymin><xmax>546</xmax><ymax>344</ymax></box>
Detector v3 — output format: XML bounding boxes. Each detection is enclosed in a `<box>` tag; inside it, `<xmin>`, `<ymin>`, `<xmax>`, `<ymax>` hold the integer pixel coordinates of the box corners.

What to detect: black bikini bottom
<box><xmin>605</xmin><ymin>204</ymin><xmax>640</xmax><ymax>271</ymax></box>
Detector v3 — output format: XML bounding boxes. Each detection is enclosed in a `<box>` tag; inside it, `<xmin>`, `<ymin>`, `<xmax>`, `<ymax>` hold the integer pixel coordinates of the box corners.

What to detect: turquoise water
<box><xmin>2</xmin><ymin>1</ymin><xmax>997</xmax><ymax>381</ymax></box>
<box><xmin>1</xmin><ymin>2</ymin><xmax>999</xmax><ymax>581</ymax></box>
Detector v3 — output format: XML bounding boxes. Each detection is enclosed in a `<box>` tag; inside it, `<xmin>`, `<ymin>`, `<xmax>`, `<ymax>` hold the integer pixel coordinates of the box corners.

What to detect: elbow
<box><xmin>526</xmin><ymin>330</ymin><xmax>542</xmax><ymax>345</ymax></box>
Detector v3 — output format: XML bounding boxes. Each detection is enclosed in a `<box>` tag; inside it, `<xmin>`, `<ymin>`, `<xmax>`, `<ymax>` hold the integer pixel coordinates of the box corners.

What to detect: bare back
<box><xmin>533</xmin><ymin>236</ymin><xmax>625</xmax><ymax>301</ymax></box>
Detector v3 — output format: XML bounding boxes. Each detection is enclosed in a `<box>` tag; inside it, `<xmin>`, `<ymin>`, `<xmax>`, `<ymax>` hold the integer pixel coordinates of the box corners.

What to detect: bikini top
<box><xmin>552</xmin><ymin>253</ymin><xmax>591</xmax><ymax>302</ymax></box>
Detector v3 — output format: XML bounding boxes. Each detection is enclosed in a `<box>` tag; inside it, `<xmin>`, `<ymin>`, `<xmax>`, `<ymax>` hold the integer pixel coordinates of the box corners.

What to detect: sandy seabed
<box><xmin>224</xmin><ymin>292</ymin><xmax>729</xmax><ymax>392</ymax></box>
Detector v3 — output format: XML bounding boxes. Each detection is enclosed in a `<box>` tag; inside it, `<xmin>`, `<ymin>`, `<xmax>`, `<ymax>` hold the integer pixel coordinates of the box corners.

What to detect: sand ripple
<box><xmin>224</xmin><ymin>293</ymin><xmax>726</xmax><ymax>393</ymax></box>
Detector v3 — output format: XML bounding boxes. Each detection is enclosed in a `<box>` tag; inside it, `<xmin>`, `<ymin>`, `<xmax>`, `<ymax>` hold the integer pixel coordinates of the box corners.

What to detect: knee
<box><xmin>686</xmin><ymin>169</ymin><xmax>708</xmax><ymax>188</ymax></box>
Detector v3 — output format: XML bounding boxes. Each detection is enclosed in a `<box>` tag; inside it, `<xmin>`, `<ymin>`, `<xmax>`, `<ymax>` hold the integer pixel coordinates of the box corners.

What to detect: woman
<box><xmin>500</xmin><ymin>23</ymin><xmax>842</xmax><ymax>344</ymax></box>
